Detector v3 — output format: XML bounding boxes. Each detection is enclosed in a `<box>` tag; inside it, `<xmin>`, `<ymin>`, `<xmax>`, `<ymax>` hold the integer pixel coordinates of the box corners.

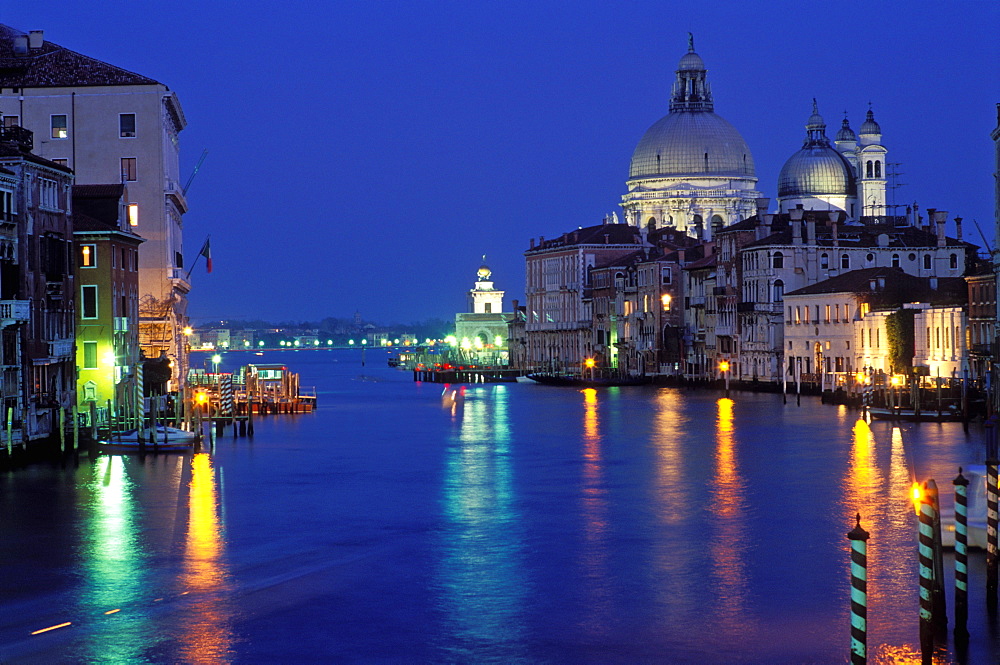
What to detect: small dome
<box><xmin>859</xmin><ymin>108</ymin><xmax>881</xmax><ymax>135</ymax></box>
<box><xmin>629</xmin><ymin>111</ymin><xmax>755</xmax><ymax>179</ymax></box>
<box><xmin>836</xmin><ymin>116</ymin><xmax>856</xmax><ymax>142</ymax></box>
<box><xmin>678</xmin><ymin>51</ymin><xmax>705</xmax><ymax>71</ymax></box>
<box><xmin>778</xmin><ymin>147</ymin><xmax>857</xmax><ymax>198</ymax></box>
<box><xmin>477</xmin><ymin>264</ymin><xmax>491</xmax><ymax>280</ymax></box>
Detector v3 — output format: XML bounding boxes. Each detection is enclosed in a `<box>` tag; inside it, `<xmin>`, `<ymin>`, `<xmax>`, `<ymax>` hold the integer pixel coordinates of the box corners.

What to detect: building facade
<box><xmin>73</xmin><ymin>184</ymin><xmax>143</xmax><ymax>426</ymax></box>
<box><xmin>0</xmin><ymin>25</ymin><xmax>190</xmax><ymax>390</ymax></box>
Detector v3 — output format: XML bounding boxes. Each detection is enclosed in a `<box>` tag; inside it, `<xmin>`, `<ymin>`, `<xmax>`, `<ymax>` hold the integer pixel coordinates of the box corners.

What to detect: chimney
<box><xmin>28</xmin><ymin>30</ymin><xmax>43</xmax><ymax>50</ymax></box>
<box><xmin>790</xmin><ymin>205</ymin><xmax>803</xmax><ymax>245</ymax></box>
<box><xmin>954</xmin><ymin>216</ymin><xmax>963</xmax><ymax>242</ymax></box>
<box><xmin>755</xmin><ymin>197</ymin><xmax>770</xmax><ymax>217</ymax></box>
<box><xmin>931</xmin><ymin>209</ymin><xmax>948</xmax><ymax>247</ymax></box>
<box><xmin>829</xmin><ymin>211</ymin><xmax>839</xmax><ymax>248</ymax></box>
<box><xmin>529</xmin><ymin>238</ymin><xmax>535</xmax><ymax>249</ymax></box>
<box><xmin>805</xmin><ymin>213</ymin><xmax>816</xmax><ymax>246</ymax></box>
<box><xmin>677</xmin><ymin>248</ymin><xmax>685</xmax><ymax>264</ymax></box>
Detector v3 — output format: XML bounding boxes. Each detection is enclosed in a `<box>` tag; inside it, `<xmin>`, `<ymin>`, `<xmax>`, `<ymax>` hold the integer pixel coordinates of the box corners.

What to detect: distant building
<box><xmin>455</xmin><ymin>259</ymin><xmax>509</xmax><ymax>363</ymax></box>
<box><xmin>0</xmin><ymin>25</ymin><xmax>191</xmax><ymax>390</ymax></box>
<box><xmin>73</xmin><ymin>184</ymin><xmax>143</xmax><ymax>425</ymax></box>
<box><xmin>0</xmin><ymin>124</ymin><xmax>75</xmax><ymax>443</ymax></box>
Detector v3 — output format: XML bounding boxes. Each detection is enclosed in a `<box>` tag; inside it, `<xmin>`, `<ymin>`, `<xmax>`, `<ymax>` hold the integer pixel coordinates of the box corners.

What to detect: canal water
<box><xmin>2</xmin><ymin>349</ymin><xmax>998</xmax><ymax>664</ymax></box>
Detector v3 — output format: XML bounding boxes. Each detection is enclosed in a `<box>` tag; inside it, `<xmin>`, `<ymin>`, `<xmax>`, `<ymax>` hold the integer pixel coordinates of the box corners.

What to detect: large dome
<box><xmin>778</xmin><ymin>101</ymin><xmax>856</xmax><ymax>198</ymax></box>
<box><xmin>778</xmin><ymin>145</ymin><xmax>856</xmax><ymax>197</ymax></box>
<box><xmin>629</xmin><ymin>111</ymin><xmax>755</xmax><ymax>179</ymax></box>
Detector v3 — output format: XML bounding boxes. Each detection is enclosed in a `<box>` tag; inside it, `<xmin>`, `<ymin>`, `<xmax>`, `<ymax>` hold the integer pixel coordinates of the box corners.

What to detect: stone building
<box><xmin>0</xmin><ymin>25</ymin><xmax>191</xmax><ymax>390</ymax></box>
<box><xmin>0</xmin><ymin>124</ymin><xmax>75</xmax><ymax>443</ymax></box>
<box><xmin>455</xmin><ymin>259</ymin><xmax>510</xmax><ymax>363</ymax></box>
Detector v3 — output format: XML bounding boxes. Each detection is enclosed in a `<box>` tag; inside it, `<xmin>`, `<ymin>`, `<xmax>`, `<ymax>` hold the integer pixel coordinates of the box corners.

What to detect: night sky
<box><xmin>2</xmin><ymin>1</ymin><xmax>998</xmax><ymax>326</ymax></box>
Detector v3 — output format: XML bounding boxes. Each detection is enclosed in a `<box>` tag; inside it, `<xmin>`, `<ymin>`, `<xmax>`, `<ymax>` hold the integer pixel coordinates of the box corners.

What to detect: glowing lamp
<box><xmin>890</xmin><ymin>375</ymin><xmax>902</xmax><ymax>387</ymax></box>
<box><xmin>661</xmin><ymin>294</ymin><xmax>672</xmax><ymax>311</ymax></box>
<box><xmin>719</xmin><ymin>360</ymin><xmax>730</xmax><ymax>373</ymax></box>
<box><xmin>584</xmin><ymin>358</ymin><xmax>596</xmax><ymax>369</ymax></box>
<box><xmin>183</xmin><ymin>326</ymin><xmax>193</xmax><ymax>336</ymax></box>
<box><xmin>211</xmin><ymin>354</ymin><xmax>222</xmax><ymax>364</ymax></box>
<box><xmin>911</xmin><ymin>481</ymin><xmax>924</xmax><ymax>514</ymax></box>
<box><xmin>196</xmin><ymin>391</ymin><xmax>208</xmax><ymax>405</ymax></box>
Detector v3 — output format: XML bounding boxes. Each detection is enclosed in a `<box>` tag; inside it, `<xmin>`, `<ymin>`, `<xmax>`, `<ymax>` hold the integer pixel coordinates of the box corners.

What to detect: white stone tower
<box><xmin>856</xmin><ymin>107</ymin><xmax>888</xmax><ymax>218</ymax></box>
<box><xmin>468</xmin><ymin>257</ymin><xmax>504</xmax><ymax>314</ymax></box>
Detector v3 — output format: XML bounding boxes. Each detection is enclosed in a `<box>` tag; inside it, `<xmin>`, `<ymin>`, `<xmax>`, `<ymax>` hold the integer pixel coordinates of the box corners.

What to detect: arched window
<box><xmin>874</xmin><ymin>161</ymin><xmax>881</xmax><ymax>178</ymax></box>
<box><xmin>841</xmin><ymin>254</ymin><xmax>850</xmax><ymax>269</ymax></box>
<box><xmin>820</xmin><ymin>253</ymin><xmax>829</xmax><ymax>269</ymax></box>
<box><xmin>773</xmin><ymin>251</ymin><xmax>784</xmax><ymax>269</ymax></box>
<box><xmin>950</xmin><ymin>253</ymin><xmax>958</xmax><ymax>270</ymax></box>
<box><xmin>923</xmin><ymin>255</ymin><xmax>931</xmax><ymax>270</ymax></box>
<box><xmin>866</xmin><ymin>160</ymin><xmax>873</xmax><ymax>178</ymax></box>
<box><xmin>891</xmin><ymin>254</ymin><xmax>900</xmax><ymax>268</ymax></box>
<box><xmin>773</xmin><ymin>279</ymin><xmax>784</xmax><ymax>302</ymax></box>
<box><xmin>866</xmin><ymin>253</ymin><xmax>875</xmax><ymax>265</ymax></box>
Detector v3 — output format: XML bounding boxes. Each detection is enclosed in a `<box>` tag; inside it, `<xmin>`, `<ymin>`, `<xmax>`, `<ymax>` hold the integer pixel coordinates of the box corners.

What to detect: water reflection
<box><xmin>77</xmin><ymin>455</ymin><xmax>152</xmax><ymax>662</ymax></box>
<box><xmin>579</xmin><ymin>388</ymin><xmax>610</xmax><ymax>636</ymax></box>
<box><xmin>709</xmin><ymin>398</ymin><xmax>750</xmax><ymax>632</ymax></box>
<box><xmin>845</xmin><ymin>418</ymin><xmax>880</xmax><ymax>523</ymax></box>
<box><xmin>178</xmin><ymin>453</ymin><xmax>234</xmax><ymax>663</ymax></box>
<box><xmin>438</xmin><ymin>385</ymin><xmax>527</xmax><ymax>660</ymax></box>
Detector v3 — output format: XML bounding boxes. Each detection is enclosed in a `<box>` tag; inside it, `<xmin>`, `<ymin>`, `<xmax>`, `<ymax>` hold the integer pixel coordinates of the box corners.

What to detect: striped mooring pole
<box><xmin>847</xmin><ymin>513</ymin><xmax>870</xmax><ymax>665</ymax></box>
<box><xmin>925</xmin><ymin>479</ymin><xmax>947</xmax><ymax>633</ymax></box>
<box><xmin>988</xmin><ymin>457</ymin><xmax>999</xmax><ymax>601</ymax></box>
<box><xmin>953</xmin><ymin>468</ymin><xmax>969</xmax><ymax>638</ymax></box>
<box><xmin>918</xmin><ymin>481</ymin><xmax>936</xmax><ymax>659</ymax></box>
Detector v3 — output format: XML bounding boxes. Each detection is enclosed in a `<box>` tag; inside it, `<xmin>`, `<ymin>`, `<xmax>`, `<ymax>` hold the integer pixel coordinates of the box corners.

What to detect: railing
<box><xmin>0</xmin><ymin>299</ymin><xmax>29</xmax><ymax>323</ymax></box>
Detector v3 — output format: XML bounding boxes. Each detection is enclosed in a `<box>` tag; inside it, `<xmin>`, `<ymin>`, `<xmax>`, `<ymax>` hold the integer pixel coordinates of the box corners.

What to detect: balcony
<box><xmin>0</xmin><ymin>299</ymin><xmax>29</xmax><ymax>325</ymax></box>
<box><xmin>114</xmin><ymin>316</ymin><xmax>129</xmax><ymax>332</ymax></box>
<box><xmin>48</xmin><ymin>338</ymin><xmax>73</xmax><ymax>359</ymax></box>
<box><xmin>164</xmin><ymin>180</ymin><xmax>189</xmax><ymax>214</ymax></box>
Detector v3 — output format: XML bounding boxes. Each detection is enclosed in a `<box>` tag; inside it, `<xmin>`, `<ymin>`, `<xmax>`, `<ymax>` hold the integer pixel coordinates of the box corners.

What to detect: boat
<box><xmin>99</xmin><ymin>425</ymin><xmax>198</xmax><ymax>452</ymax></box>
<box><xmin>524</xmin><ymin>373</ymin><xmax>650</xmax><ymax>387</ymax></box>
<box><xmin>867</xmin><ymin>406</ymin><xmax>966</xmax><ymax>422</ymax></box>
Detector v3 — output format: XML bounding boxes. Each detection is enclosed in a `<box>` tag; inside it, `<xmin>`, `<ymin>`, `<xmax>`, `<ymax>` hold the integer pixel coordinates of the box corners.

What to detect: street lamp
<box><xmin>211</xmin><ymin>354</ymin><xmax>222</xmax><ymax>374</ymax></box>
<box><xmin>719</xmin><ymin>359</ymin><xmax>730</xmax><ymax>397</ymax></box>
<box><xmin>584</xmin><ymin>357</ymin><xmax>596</xmax><ymax>380</ymax></box>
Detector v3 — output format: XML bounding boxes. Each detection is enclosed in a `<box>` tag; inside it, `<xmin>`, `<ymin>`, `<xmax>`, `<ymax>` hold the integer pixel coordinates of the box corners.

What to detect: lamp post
<box><xmin>719</xmin><ymin>359</ymin><xmax>730</xmax><ymax>397</ymax></box>
<box><xmin>211</xmin><ymin>353</ymin><xmax>222</xmax><ymax>375</ymax></box>
<box><xmin>584</xmin><ymin>357</ymin><xmax>596</xmax><ymax>381</ymax></box>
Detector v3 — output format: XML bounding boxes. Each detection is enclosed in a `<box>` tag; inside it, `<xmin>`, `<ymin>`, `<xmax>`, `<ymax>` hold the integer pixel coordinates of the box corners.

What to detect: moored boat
<box><xmin>99</xmin><ymin>425</ymin><xmax>198</xmax><ymax>452</ymax></box>
<box><xmin>867</xmin><ymin>406</ymin><xmax>966</xmax><ymax>422</ymax></box>
<box><xmin>525</xmin><ymin>373</ymin><xmax>650</xmax><ymax>387</ymax></box>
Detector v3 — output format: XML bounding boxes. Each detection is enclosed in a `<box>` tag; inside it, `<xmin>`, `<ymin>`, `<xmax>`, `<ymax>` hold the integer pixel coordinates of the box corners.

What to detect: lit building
<box><xmin>73</xmin><ymin>184</ymin><xmax>143</xmax><ymax>425</ymax></box>
<box><xmin>523</xmin><ymin>223</ymin><xmax>643</xmax><ymax>371</ymax></box>
<box><xmin>0</xmin><ymin>25</ymin><xmax>190</xmax><ymax>390</ymax></box>
<box><xmin>0</xmin><ymin>124</ymin><xmax>75</xmax><ymax>443</ymax></box>
<box><xmin>455</xmin><ymin>259</ymin><xmax>510</xmax><ymax>364</ymax></box>
<box><xmin>621</xmin><ymin>37</ymin><xmax>760</xmax><ymax>239</ymax></box>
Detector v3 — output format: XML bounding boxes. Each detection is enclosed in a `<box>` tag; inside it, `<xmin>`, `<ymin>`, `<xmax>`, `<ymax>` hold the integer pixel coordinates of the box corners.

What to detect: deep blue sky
<box><xmin>2</xmin><ymin>1</ymin><xmax>998</xmax><ymax>325</ymax></box>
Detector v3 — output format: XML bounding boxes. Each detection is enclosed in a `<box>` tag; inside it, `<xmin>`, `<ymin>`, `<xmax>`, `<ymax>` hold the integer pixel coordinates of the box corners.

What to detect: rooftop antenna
<box><xmin>183</xmin><ymin>149</ymin><xmax>209</xmax><ymax>195</ymax></box>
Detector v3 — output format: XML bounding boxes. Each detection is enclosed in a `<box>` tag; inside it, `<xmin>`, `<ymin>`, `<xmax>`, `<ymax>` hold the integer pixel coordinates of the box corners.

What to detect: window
<box><xmin>772</xmin><ymin>251</ymin><xmax>784</xmax><ymax>269</ymax></box>
<box><xmin>891</xmin><ymin>254</ymin><xmax>900</xmax><ymax>268</ymax></box>
<box><xmin>950</xmin><ymin>254</ymin><xmax>958</xmax><ymax>270</ymax></box>
<box><xmin>825</xmin><ymin>305</ymin><xmax>831</xmax><ymax>322</ymax></box>
<box><xmin>923</xmin><ymin>255</ymin><xmax>931</xmax><ymax>270</ymax></box>
<box><xmin>820</xmin><ymin>253</ymin><xmax>829</xmax><ymax>269</ymax></box>
<box><xmin>119</xmin><ymin>113</ymin><xmax>136</xmax><ymax>138</ymax></box>
<box><xmin>39</xmin><ymin>178</ymin><xmax>59</xmax><ymax>210</ymax></box>
<box><xmin>82</xmin><ymin>341</ymin><xmax>98</xmax><ymax>369</ymax></box>
<box><xmin>51</xmin><ymin>114</ymin><xmax>67</xmax><ymax>139</ymax></box>
<box><xmin>866</xmin><ymin>253</ymin><xmax>875</xmax><ymax>264</ymax></box>
<box><xmin>875</xmin><ymin>161</ymin><xmax>881</xmax><ymax>178</ymax></box>
<box><xmin>661</xmin><ymin>267</ymin><xmax>672</xmax><ymax>285</ymax></box>
<box><xmin>52</xmin><ymin>158</ymin><xmax>68</xmax><ymax>167</ymax></box>
<box><xmin>2</xmin><ymin>115</ymin><xmax>18</xmax><ymax>128</ymax></box>
<box><xmin>773</xmin><ymin>279</ymin><xmax>784</xmax><ymax>302</ymax></box>
<box><xmin>866</xmin><ymin>160</ymin><xmax>873</xmax><ymax>178</ymax></box>
<box><xmin>79</xmin><ymin>244</ymin><xmax>96</xmax><ymax>268</ymax></box>
<box><xmin>128</xmin><ymin>203</ymin><xmax>138</xmax><ymax>227</ymax></box>
<box><xmin>121</xmin><ymin>157</ymin><xmax>137</xmax><ymax>181</ymax></box>
<box><xmin>81</xmin><ymin>285</ymin><xmax>98</xmax><ymax>319</ymax></box>
<box><xmin>841</xmin><ymin>254</ymin><xmax>850</xmax><ymax>269</ymax></box>
<box><xmin>175</xmin><ymin>251</ymin><xmax>184</xmax><ymax>269</ymax></box>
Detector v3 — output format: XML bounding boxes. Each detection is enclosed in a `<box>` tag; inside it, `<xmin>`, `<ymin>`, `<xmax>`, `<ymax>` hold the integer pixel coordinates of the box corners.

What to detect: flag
<box><xmin>199</xmin><ymin>237</ymin><xmax>212</xmax><ymax>273</ymax></box>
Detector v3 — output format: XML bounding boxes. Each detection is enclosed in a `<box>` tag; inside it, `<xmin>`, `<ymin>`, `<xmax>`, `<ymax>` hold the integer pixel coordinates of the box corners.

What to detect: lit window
<box><xmin>51</xmin><ymin>115</ymin><xmax>67</xmax><ymax>139</ymax></box>
<box><xmin>661</xmin><ymin>294</ymin><xmax>671</xmax><ymax>311</ymax></box>
<box><xmin>79</xmin><ymin>244</ymin><xmax>96</xmax><ymax>268</ymax></box>
<box><xmin>82</xmin><ymin>341</ymin><xmax>98</xmax><ymax>369</ymax></box>
<box><xmin>128</xmin><ymin>203</ymin><xmax>138</xmax><ymax>226</ymax></box>
<box><xmin>121</xmin><ymin>157</ymin><xmax>137</xmax><ymax>181</ymax></box>
<box><xmin>119</xmin><ymin>113</ymin><xmax>136</xmax><ymax>138</ymax></box>
<box><xmin>81</xmin><ymin>285</ymin><xmax>98</xmax><ymax>319</ymax></box>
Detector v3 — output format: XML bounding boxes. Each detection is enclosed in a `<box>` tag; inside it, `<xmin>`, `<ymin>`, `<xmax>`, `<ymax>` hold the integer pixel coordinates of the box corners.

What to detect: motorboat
<box><xmin>524</xmin><ymin>373</ymin><xmax>650</xmax><ymax>387</ymax></box>
<box><xmin>99</xmin><ymin>425</ymin><xmax>198</xmax><ymax>452</ymax></box>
